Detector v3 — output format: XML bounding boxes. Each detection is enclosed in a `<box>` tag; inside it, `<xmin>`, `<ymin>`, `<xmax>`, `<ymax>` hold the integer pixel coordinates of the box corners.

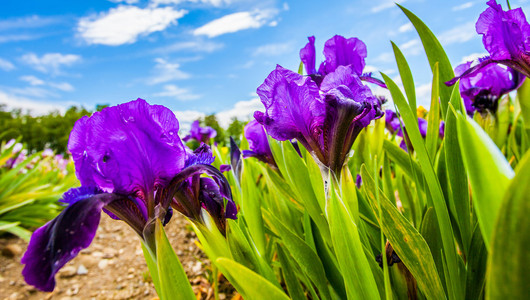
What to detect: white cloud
<box><xmin>49</xmin><ymin>82</ymin><xmax>75</xmax><ymax>92</ymax></box>
<box><xmin>194</xmin><ymin>10</ymin><xmax>277</xmax><ymax>38</ymax></box>
<box><xmin>452</xmin><ymin>2</ymin><xmax>474</xmax><ymax>11</ymax></box>
<box><xmin>460</xmin><ymin>52</ymin><xmax>488</xmax><ymax>64</ymax></box>
<box><xmin>216</xmin><ymin>98</ymin><xmax>261</xmax><ymax>127</ymax></box>
<box><xmin>78</xmin><ymin>5</ymin><xmax>187</xmax><ymax>46</ymax></box>
<box><xmin>151</xmin><ymin>40</ymin><xmax>223</xmax><ymax>54</ymax></box>
<box><xmin>0</xmin><ymin>15</ymin><xmax>60</xmax><ymax>31</ymax></box>
<box><xmin>148</xmin><ymin>58</ymin><xmax>190</xmax><ymax>85</ymax></box>
<box><xmin>372</xmin><ymin>52</ymin><xmax>393</xmax><ymax>63</ymax></box>
<box><xmin>438</xmin><ymin>22</ymin><xmax>476</xmax><ymax>45</ymax></box>
<box><xmin>173</xmin><ymin>109</ymin><xmax>205</xmax><ymax>133</ymax></box>
<box><xmin>364</xmin><ymin>65</ymin><xmax>379</xmax><ymax>73</ymax></box>
<box><xmin>109</xmin><ymin>0</ymin><xmax>139</xmax><ymax>4</ymax></box>
<box><xmin>21</xmin><ymin>53</ymin><xmax>81</xmax><ymax>74</ymax></box>
<box><xmin>19</xmin><ymin>75</ymin><xmax>74</xmax><ymax>91</ymax></box>
<box><xmin>0</xmin><ymin>34</ymin><xmax>39</xmax><ymax>43</ymax></box>
<box><xmin>399</xmin><ymin>23</ymin><xmax>413</xmax><ymax>33</ymax></box>
<box><xmin>399</xmin><ymin>39</ymin><xmax>422</xmax><ymax>56</ymax></box>
<box><xmin>0</xmin><ymin>90</ymin><xmax>68</xmax><ymax>115</ymax></box>
<box><xmin>0</xmin><ymin>58</ymin><xmax>15</xmax><ymax>71</ymax></box>
<box><xmin>20</xmin><ymin>75</ymin><xmax>44</xmax><ymax>86</ymax></box>
<box><xmin>371</xmin><ymin>0</ymin><xmax>406</xmax><ymax>13</ymax></box>
<box><xmin>415</xmin><ymin>83</ymin><xmax>432</xmax><ymax>107</ymax></box>
<box><xmin>151</xmin><ymin>0</ymin><xmax>232</xmax><ymax>6</ymax></box>
<box><xmin>153</xmin><ymin>84</ymin><xmax>200</xmax><ymax>101</ymax></box>
<box><xmin>253</xmin><ymin>42</ymin><xmax>293</xmax><ymax>56</ymax></box>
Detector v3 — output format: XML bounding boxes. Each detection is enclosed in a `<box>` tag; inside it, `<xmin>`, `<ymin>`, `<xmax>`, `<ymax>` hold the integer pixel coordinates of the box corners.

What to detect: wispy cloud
<box><xmin>21</xmin><ymin>53</ymin><xmax>81</xmax><ymax>75</ymax></box>
<box><xmin>151</xmin><ymin>0</ymin><xmax>232</xmax><ymax>7</ymax></box>
<box><xmin>20</xmin><ymin>75</ymin><xmax>45</xmax><ymax>86</ymax></box>
<box><xmin>194</xmin><ymin>9</ymin><xmax>278</xmax><ymax>38</ymax></box>
<box><xmin>0</xmin><ymin>34</ymin><xmax>40</xmax><ymax>43</ymax></box>
<box><xmin>399</xmin><ymin>39</ymin><xmax>422</xmax><ymax>56</ymax></box>
<box><xmin>216</xmin><ymin>98</ymin><xmax>261</xmax><ymax>127</ymax></box>
<box><xmin>173</xmin><ymin>109</ymin><xmax>205</xmax><ymax>133</ymax></box>
<box><xmin>371</xmin><ymin>0</ymin><xmax>406</xmax><ymax>13</ymax></box>
<box><xmin>0</xmin><ymin>15</ymin><xmax>61</xmax><ymax>31</ymax></box>
<box><xmin>19</xmin><ymin>75</ymin><xmax>75</xmax><ymax>92</ymax></box>
<box><xmin>253</xmin><ymin>42</ymin><xmax>293</xmax><ymax>56</ymax></box>
<box><xmin>151</xmin><ymin>40</ymin><xmax>224</xmax><ymax>54</ymax></box>
<box><xmin>398</xmin><ymin>23</ymin><xmax>413</xmax><ymax>33</ymax></box>
<box><xmin>153</xmin><ymin>84</ymin><xmax>200</xmax><ymax>101</ymax></box>
<box><xmin>452</xmin><ymin>2</ymin><xmax>475</xmax><ymax>11</ymax></box>
<box><xmin>0</xmin><ymin>58</ymin><xmax>15</xmax><ymax>71</ymax></box>
<box><xmin>0</xmin><ymin>89</ymin><xmax>70</xmax><ymax>115</ymax></box>
<box><xmin>147</xmin><ymin>58</ymin><xmax>190</xmax><ymax>85</ymax></box>
<box><xmin>415</xmin><ymin>83</ymin><xmax>432</xmax><ymax>107</ymax></box>
<box><xmin>438</xmin><ymin>22</ymin><xmax>476</xmax><ymax>45</ymax></box>
<box><xmin>77</xmin><ymin>5</ymin><xmax>187</xmax><ymax>46</ymax></box>
<box><xmin>372</xmin><ymin>52</ymin><xmax>393</xmax><ymax>63</ymax></box>
<box><xmin>109</xmin><ymin>0</ymin><xmax>139</xmax><ymax>4</ymax></box>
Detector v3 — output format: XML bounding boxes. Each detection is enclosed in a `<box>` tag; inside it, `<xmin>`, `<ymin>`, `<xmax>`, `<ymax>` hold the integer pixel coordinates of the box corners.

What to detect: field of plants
<box><xmin>2</xmin><ymin>1</ymin><xmax>530</xmax><ymax>299</ymax></box>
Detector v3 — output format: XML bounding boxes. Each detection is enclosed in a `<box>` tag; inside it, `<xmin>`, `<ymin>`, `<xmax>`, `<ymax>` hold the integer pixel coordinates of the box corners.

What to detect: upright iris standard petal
<box><xmin>300</xmin><ymin>36</ymin><xmax>317</xmax><ymax>75</ymax></box>
<box><xmin>21</xmin><ymin>187</ymin><xmax>122</xmax><ymax>291</ymax></box>
<box><xmin>183</xmin><ymin>120</ymin><xmax>217</xmax><ymax>144</ymax></box>
<box><xmin>68</xmin><ymin>99</ymin><xmax>187</xmax><ymax>196</ymax></box>
<box><xmin>318</xmin><ymin>35</ymin><xmax>367</xmax><ymax>76</ymax></box>
<box><xmin>447</xmin><ymin>1</ymin><xmax>530</xmax><ymax>84</ymax></box>
<box><xmin>454</xmin><ymin>61</ymin><xmax>524</xmax><ymax>114</ymax></box>
<box><xmin>242</xmin><ymin>120</ymin><xmax>276</xmax><ymax>168</ymax></box>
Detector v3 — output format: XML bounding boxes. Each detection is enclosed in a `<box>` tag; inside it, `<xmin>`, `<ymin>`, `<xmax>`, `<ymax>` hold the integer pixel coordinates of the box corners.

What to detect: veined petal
<box><xmin>184</xmin><ymin>143</ymin><xmax>215</xmax><ymax>168</ymax></box>
<box><xmin>255</xmin><ymin>65</ymin><xmax>325</xmax><ymax>146</ymax></box>
<box><xmin>243</xmin><ymin>120</ymin><xmax>276</xmax><ymax>167</ymax></box>
<box><xmin>21</xmin><ymin>187</ymin><xmax>122</xmax><ymax>292</ymax></box>
<box><xmin>319</xmin><ymin>35</ymin><xmax>367</xmax><ymax>76</ymax></box>
<box><xmin>68</xmin><ymin>99</ymin><xmax>187</xmax><ymax>196</ymax></box>
<box><xmin>300</xmin><ymin>36</ymin><xmax>317</xmax><ymax>75</ymax></box>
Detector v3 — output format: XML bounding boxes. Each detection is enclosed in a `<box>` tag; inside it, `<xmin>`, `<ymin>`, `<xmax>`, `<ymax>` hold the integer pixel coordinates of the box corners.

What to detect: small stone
<box><xmin>98</xmin><ymin>260</ymin><xmax>108</xmax><ymax>269</ymax></box>
<box><xmin>2</xmin><ymin>244</ymin><xmax>22</xmax><ymax>258</ymax></box>
<box><xmin>219</xmin><ymin>293</ymin><xmax>226</xmax><ymax>300</ymax></box>
<box><xmin>9</xmin><ymin>280</ymin><xmax>16</xmax><ymax>286</ymax></box>
<box><xmin>116</xmin><ymin>284</ymin><xmax>124</xmax><ymax>290</ymax></box>
<box><xmin>59</xmin><ymin>266</ymin><xmax>77</xmax><ymax>278</ymax></box>
<box><xmin>77</xmin><ymin>264</ymin><xmax>88</xmax><ymax>275</ymax></box>
<box><xmin>78</xmin><ymin>255</ymin><xmax>98</xmax><ymax>268</ymax></box>
<box><xmin>127</xmin><ymin>267</ymin><xmax>135</xmax><ymax>274</ymax></box>
<box><xmin>24</xmin><ymin>285</ymin><xmax>37</xmax><ymax>293</ymax></box>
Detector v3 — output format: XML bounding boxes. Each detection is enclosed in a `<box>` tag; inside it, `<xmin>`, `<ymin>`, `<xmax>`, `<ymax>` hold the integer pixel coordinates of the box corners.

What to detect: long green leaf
<box><xmin>328</xmin><ymin>182</ymin><xmax>380</xmax><ymax>299</ymax></box>
<box><xmin>155</xmin><ymin>219</ymin><xmax>195</xmax><ymax>300</ymax></box>
<box><xmin>486</xmin><ymin>152</ymin><xmax>530</xmax><ymax>299</ymax></box>
<box><xmin>456</xmin><ymin>113</ymin><xmax>514</xmax><ymax>248</ymax></box>
<box><xmin>362</xmin><ymin>166</ymin><xmax>446</xmax><ymax>300</ymax></box>
<box><xmin>383</xmin><ymin>73</ymin><xmax>461</xmax><ymax>299</ymax></box>
<box><xmin>216</xmin><ymin>258</ymin><xmax>290</xmax><ymax>300</ymax></box>
<box><xmin>391</xmin><ymin>41</ymin><xmax>416</xmax><ymax>112</ymax></box>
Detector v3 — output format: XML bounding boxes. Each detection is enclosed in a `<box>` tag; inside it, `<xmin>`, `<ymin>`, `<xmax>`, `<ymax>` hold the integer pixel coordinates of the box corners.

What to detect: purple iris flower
<box><xmin>21</xmin><ymin>99</ymin><xmax>235</xmax><ymax>292</ymax></box>
<box><xmin>300</xmin><ymin>35</ymin><xmax>386</xmax><ymax>88</ymax></box>
<box><xmin>454</xmin><ymin>61</ymin><xmax>524</xmax><ymax>115</ymax></box>
<box><xmin>386</xmin><ymin>109</ymin><xmax>444</xmax><ymax>151</ymax></box>
<box><xmin>447</xmin><ymin>0</ymin><xmax>530</xmax><ymax>85</ymax></box>
<box><xmin>254</xmin><ymin>61</ymin><xmax>382</xmax><ymax>175</ymax></box>
<box><xmin>385</xmin><ymin>109</ymin><xmax>401</xmax><ymax>134</ymax></box>
<box><xmin>183</xmin><ymin>120</ymin><xmax>217</xmax><ymax>144</ymax></box>
<box><xmin>242</xmin><ymin>120</ymin><xmax>277</xmax><ymax>168</ymax></box>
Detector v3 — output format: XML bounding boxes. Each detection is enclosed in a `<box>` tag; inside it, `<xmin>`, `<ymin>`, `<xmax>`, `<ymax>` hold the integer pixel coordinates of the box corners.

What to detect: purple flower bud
<box><xmin>183</xmin><ymin>120</ymin><xmax>217</xmax><ymax>144</ymax></box>
<box><xmin>242</xmin><ymin>120</ymin><xmax>276</xmax><ymax>168</ymax></box>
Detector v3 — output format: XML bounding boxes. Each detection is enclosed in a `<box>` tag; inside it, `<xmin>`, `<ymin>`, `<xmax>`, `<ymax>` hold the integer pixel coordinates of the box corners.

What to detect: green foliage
<box><xmin>203</xmin><ymin>114</ymin><xmax>226</xmax><ymax>145</ymax></box>
<box><xmin>0</xmin><ymin>105</ymin><xmax>91</xmax><ymax>153</ymax></box>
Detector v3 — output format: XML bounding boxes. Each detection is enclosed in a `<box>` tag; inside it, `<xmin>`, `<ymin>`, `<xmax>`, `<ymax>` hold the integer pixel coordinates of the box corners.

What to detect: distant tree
<box><xmin>203</xmin><ymin>114</ymin><xmax>226</xmax><ymax>145</ymax></box>
<box><xmin>226</xmin><ymin>117</ymin><xmax>245</xmax><ymax>145</ymax></box>
<box><xmin>96</xmin><ymin>104</ymin><xmax>109</xmax><ymax>111</ymax></box>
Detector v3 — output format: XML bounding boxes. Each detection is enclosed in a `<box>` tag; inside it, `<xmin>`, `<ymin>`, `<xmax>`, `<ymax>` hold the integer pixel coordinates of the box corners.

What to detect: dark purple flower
<box><xmin>454</xmin><ymin>61</ymin><xmax>524</xmax><ymax>115</ymax></box>
<box><xmin>355</xmin><ymin>174</ymin><xmax>362</xmax><ymax>188</ymax></box>
<box><xmin>183</xmin><ymin>120</ymin><xmax>217</xmax><ymax>144</ymax></box>
<box><xmin>447</xmin><ymin>1</ymin><xmax>530</xmax><ymax>85</ymax></box>
<box><xmin>385</xmin><ymin>109</ymin><xmax>401</xmax><ymax>134</ymax></box>
<box><xmin>229</xmin><ymin>137</ymin><xmax>242</xmax><ymax>181</ymax></box>
<box><xmin>300</xmin><ymin>35</ymin><xmax>386</xmax><ymax>88</ymax></box>
<box><xmin>254</xmin><ymin>63</ymin><xmax>382</xmax><ymax>175</ymax></box>
<box><xmin>21</xmin><ymin>99</ymin><xmax>235</xmax><ymax>292</ymax></box>
<box><xmin>242</xmin><ymin>120</ymin><xmax>277</xmax><ymax>168</ymax></box>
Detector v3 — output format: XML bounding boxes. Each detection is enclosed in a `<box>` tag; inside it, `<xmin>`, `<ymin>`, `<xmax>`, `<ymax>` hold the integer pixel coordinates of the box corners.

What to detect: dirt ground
<box><xmin>0</xmin><ymin>213</ymin><xmax>234</xmax><ymax>300</ymax></box>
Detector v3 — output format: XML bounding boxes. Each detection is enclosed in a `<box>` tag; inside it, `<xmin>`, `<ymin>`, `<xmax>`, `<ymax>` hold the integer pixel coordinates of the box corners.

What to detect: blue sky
<box><xmin>1</xmin><ymin>0</ymin><xmax>528</xmax><ymax>130</ymax></box>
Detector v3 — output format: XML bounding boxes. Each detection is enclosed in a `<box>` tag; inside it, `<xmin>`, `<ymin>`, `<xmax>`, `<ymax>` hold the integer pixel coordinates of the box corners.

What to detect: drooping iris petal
<box><xmin>300</xmin><ymin>36</ymin><xmax>317</xmax><ymax>75</ymax></box>
<box><xmin>184</xmin><ymin>143</ymin><xmax>215</xmax><ymax>168</ymax></box>
<box><xmin>455</xmin><ymin>61</ymin><xmax>524</xmax><ymax>114</ymax></box>
<box><xmin>242</xmin><ymin>120</ymin><xmax>276</xmax><ymax>167</ymax></box>
<box><xmin>229</xmin><ymin>137</ymin><xmax>242</xmax><ymax>180</ymax></box>
<box><xmin>68</xmin><ymin>99</ymin><xmax>186</xmax><ymax>196</ymax></box>
<box><xmin>318</xmin><ymin>35</ymin><xmax>367</xmax><ymax>76</ymax></box>
<box><xmin>254</xmin><ymin>65</ymin><xmax>325</xmax><ymax>146</ymax></box>
<box><xmin>21</xmin><ymin>187</ymin><xmax>121</xmax><ymax>292</ymax></box>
